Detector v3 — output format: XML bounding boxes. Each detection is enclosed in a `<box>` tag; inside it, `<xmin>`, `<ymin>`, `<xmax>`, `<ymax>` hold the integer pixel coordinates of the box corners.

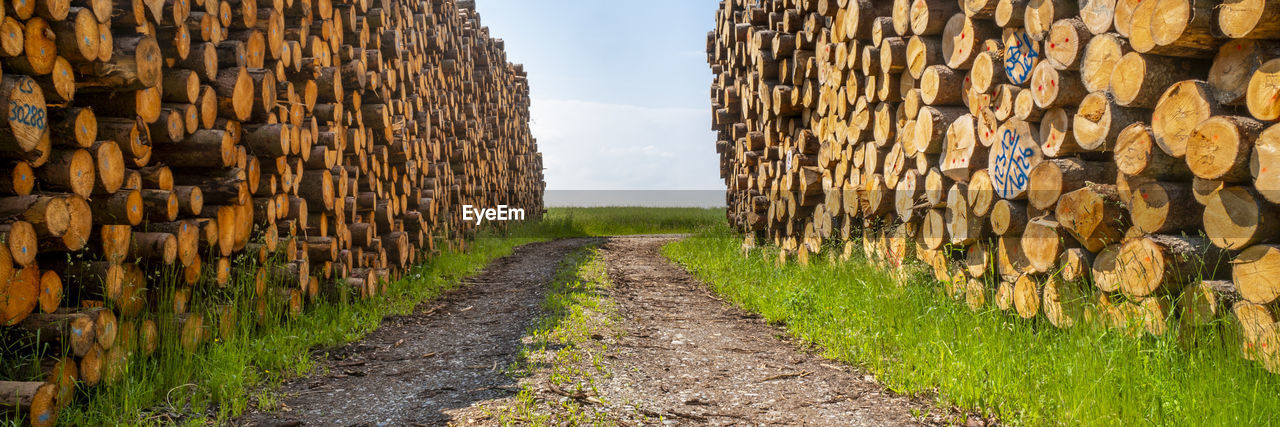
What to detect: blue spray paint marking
<box><xmin>1004</xmin><ymin>32</ymin><xmax>1038</xmax><ymax>85</ymax></box>
<box><xmin>11</xmin><ymin>101</ymin><xmax>47</xmax><ymax>130</ymax></box>
<box><xmin>10</xmin><ymin>78</ymin><xmax>45</xmax><ymax>130</ymax></box>
<box><xmin>992</xmin><ymin>129</ymin><xmax>1035</xmax><ymax>199</ymax></box>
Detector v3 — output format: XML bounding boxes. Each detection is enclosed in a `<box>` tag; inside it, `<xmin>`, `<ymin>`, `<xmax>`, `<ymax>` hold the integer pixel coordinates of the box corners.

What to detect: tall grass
<box><xmin>663</xmin><ymin>227</ymin><xmax>1280</xmax><ymax>426</ymax></box>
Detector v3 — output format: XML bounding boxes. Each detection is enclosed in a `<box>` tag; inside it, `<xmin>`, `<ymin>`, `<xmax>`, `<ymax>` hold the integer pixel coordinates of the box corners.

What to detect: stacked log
<box><xmin>0</xmin><ymin>0</ymin><xmax>543</xmax><ymax>423</ymax></box>
<box><xmin>709</xmin><ymin>0</ymin><xmax>1280</xmax><ymax>373</ymax></box>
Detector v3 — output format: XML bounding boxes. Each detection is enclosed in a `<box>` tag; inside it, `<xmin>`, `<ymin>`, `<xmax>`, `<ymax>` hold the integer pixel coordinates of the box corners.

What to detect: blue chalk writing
<box><xmin>992</xmin><ymin>129</ymin><xmax>1034</xmax><ymax>199</ymax></box>
<box><xmin>9</xmin><ymin>101</ymin><xmax>45</xmax><ymax>130</ymax></box>
<box><xmin>1004</xmin><ymin>32</ymin><xmax>1038</xmax><ymax>85</ymax></box>
<box><xmin>17</xmin><ymin>77</ymin><xmax>34</xmax><ymax>94</ymax></box>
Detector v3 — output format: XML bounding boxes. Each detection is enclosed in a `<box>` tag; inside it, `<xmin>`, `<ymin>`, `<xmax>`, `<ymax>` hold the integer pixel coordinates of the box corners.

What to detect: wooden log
<box><xmin>943</xmin><ymin>14</ymin><xmax>999</xmax><ymax>70</ymax></box>
<box><xmin>1027</xmin><ymin>158</ymin><xmax>1112</xmax><ymax>210</ymax></box>
<box><xmin>996</xmin><ymin>0</ymin><xmax>1030</xmax><ymax>27</ymax></box>
<box><xmin>87</xmin><ymin>189</ymin><xmax>141</xmax><ymax>225</ymax></box>
<box><xmin>1253</xmin><ymin>124</ymin><xmax>1280</xmax><ymax>204</ymax></box>
<box><xmin>946</xmin><ymin>183</ymin><xmax>989</xmax><ymax>244</ymax></box>
<box><xmin>0</xmin><ymin>381</ymin><xmax>57</xmax><ymax>427</ymax></box>
<box><xmin>0</xmin><ymin>195</ymin><xmax>67</xmax><ymax>238</ymax></box>
<box><xmin>35</xmin><ymin>148</ymin><xmax>93</xmax><ymax>197</ymax></box>
<box><xmin>1043</xmin><ymin>275</ymin><xmax>1087</xmax><ymax>328</ymax></box>
<box><xmin>1117</xmin><ymin>234</ymin><xmax>1226</xmax><ymax>298</ymax></box>
<box><xmin>1114</xmin><ymin>122</ymin><xmax>1193</xmax><ymax>179</ymax></box>
<box><xmin>0</xmin><ymin>76</ymin><xmax>48</xmax><ymax>155</ymax></box>
<box><xmin>1185</xmin><ymin>115</ymin><xmax>1266</xmax><ymax>183</ymax></box>
<box><xmin>988</xmin><ymin>119</ymin><xmax>1043</xmax><ymax>200</ymax></box>
<box><xmin>1079</xmin><ymin>33</ymin><xmax>1130</xmax><ymax>93</ymax></box>
<box><xmin>1219</xmin><ymin>0</ymin><xmax>1280</xmax><ymax>39</ymax></box>
<box><xmin>909</xmin><ymin>0</ymin><xmax>960</xmax><ymax>36</ymax></box>
<box><xmin>16</xmin><ymin>311</ymin><xmax>97</xmax><ymax>360</ymax></box>
<box><xmin>1203</xmin><ymin>186</ymin><xmax>1280</xmax><ymax>250</ymax></box>
<box><xmin>1151</xmin><ymin>80</ymin><xmax>1223</xmax><ymax>158</ymax></box>
<box><xmin>1178</xmin><ymin>280</ymin><xmax>1239</xmax><ymax>331</ymax></box>
<box><xmin>1129</xmin><ymin>181</ymin><xmax>1202</xmax><ymax>234</ymax></box>
<box><xmin>1013</xmin><ymin>274</ymin><xmax>1040</xmax><ymax>319</ymax></box>
<box><xmin>1080</xmin><ymin>0</ymin><xmax>1118</xmax><ymax>35</ymax></box>
<box><xmin>1147</xmin><ymin>0</ymin><xmax>1218</xmax><ymax>57</ymax></box>
<box><xmin>1234</xmin><ymin>244</ymin><xmax>1280</xmax><ymax>305</ymax></box>
<box><xmin>1022</xmin><ymin>218</ymin><xmax>1077</xmax><ymax>273</ymax></box>
<box><xmin>1209</xmin><ymin>40</ymin><xmax>1280</xmax><ymax>107</ymax></box>
<box><xmin>1057</xmin><ymin>184</ymin><xmax>1125</xmax><ymax>251</ymax></box>
<box><xmin>969</xmin><ymin>51</ymin><xmax>1006</xmax><ymax>94</ymax></box>
<box><xmin>1045</xmin><ymin>18</ymin><xmax>1092</xmax><ymax>70</ymax></box>
<box><xmin>990</xmin><ymin>198</ymin><xmax>1030</xmax><ymax>237</ymax></box>
<box><xmin>1002</xmin><ymin>28</ymin><xmax>1040</xmax><ymax>86</ymax></box>
<box><xmin>906</xmin><ymin>35</ymin><xmax>945</xmax><ymax>79</ymax></box>
<box><xmin>82</xmin><ymin>34</ymin><xmax>162</xmax><ymax>90</ymax></box>
<box><xmin>1111</xmin><ymin>53</ymin><xmax>1204</xmax><ymax>108</ymax></box>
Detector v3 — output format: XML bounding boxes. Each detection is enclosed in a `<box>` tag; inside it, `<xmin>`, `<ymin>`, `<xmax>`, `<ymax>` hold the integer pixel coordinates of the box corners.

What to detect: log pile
<box><xmin>0</xmin><ymin>0</ymin><xmax>543</xmax><ymax>423</ymax></box>
<box><xmin>708</xmin><ymin>0</ymin><xmax>1280</xmax><ymax>373</ymax></box>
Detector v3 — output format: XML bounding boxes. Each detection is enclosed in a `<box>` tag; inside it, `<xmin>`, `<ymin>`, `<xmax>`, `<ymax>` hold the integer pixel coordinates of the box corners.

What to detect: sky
<box><xmin>472</xmin><ymin>0</ymin><xmax>724</xmax><ymax>192</ymax></box>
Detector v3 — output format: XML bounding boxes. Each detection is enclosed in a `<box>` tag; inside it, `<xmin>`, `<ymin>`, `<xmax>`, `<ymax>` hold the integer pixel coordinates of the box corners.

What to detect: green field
<box><xmin>539</xmin><ymin>207</ymin><xmax>724</xmax><ymax>236</ymax></box>
<box><xmin>664</xmin><ymin>227</ymin><xmax>1280</xmax><ymax>426</ymax></box>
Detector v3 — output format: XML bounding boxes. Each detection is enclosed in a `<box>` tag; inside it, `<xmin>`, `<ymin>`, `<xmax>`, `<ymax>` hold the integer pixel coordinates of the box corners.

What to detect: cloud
<box><xmin>530</xmin><ymin>99</ymin><xmax>722</xmax><ymax>191</ymax></box>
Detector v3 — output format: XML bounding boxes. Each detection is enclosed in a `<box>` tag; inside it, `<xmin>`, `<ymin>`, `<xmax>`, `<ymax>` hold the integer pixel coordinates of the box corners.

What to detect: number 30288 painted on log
<box><xmin>9</xmin><ymin>101</ymin><xmax>44</xmax><ymax>130</ymax></box>
<box><xmin>9</xmin><ymin>78</ymin><xmax>44</xmax><ymax>130</ymax></box>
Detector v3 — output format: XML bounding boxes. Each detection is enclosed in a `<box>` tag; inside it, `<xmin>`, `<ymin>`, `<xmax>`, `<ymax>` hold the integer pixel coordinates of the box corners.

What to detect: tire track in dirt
<box><xmin>238</xmin><ymin>237</ymin><xmax>598</xmax><ymax>426</ymax></box>
<box><xmin>589</xmin><ymin>235</ymin><xmax>939</xmax><ymax>425</ymax></box>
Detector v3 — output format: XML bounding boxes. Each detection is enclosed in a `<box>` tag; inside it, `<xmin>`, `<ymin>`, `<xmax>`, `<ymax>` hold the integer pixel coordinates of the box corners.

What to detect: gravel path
<box><xmin>239</xmin><ymin>236</ymin><xmax>941</xmax><ymax>426</ymax></box>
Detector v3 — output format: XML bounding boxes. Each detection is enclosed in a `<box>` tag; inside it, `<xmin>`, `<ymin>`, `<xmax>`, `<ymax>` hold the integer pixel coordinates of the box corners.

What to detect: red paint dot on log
<box><xmin>1064</xmin><ymin>38</ymin><xmax>1069</xmax><ymax>42</ymax></box>
<box><xmin>1050</xmin><ymin>43</ymin><xmax>1055</xmax><ymax>48</ymax></box>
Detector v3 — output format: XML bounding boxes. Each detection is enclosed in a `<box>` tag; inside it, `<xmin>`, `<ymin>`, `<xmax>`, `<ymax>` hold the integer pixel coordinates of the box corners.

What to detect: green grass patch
<box><xmin>541</xmin><ymin>207</ymin><xmax>722</xmax><ymax>236</ymax></box>
<box><xmin>482</xmin><ymin>245</ymin><xmax>621</xmax><ymax>425</ymax></box>
<box><xmin>663</xmin><ymin>227</ymin><xmax>1280</xmax><ymax>426</ymax></box>
<box><xmin>58</xmin><ymin>227</ymin><xmax>552</xmax><ymax>425</ymax></box>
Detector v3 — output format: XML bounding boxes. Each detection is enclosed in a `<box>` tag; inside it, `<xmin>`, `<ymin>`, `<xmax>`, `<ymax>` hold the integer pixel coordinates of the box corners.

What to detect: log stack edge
<box><xmin>0</xmin><ymin>0</ymin><xmax>545</xmax><ymax>423</ymax></box>
<box><xmin>709</xmin><ymin>0</ymin><xmax>1280</xmax><ymax>374</ymax></box>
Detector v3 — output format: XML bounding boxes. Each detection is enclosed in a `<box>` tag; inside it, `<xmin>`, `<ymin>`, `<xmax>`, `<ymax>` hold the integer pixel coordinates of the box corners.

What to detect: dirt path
<box><xmin>239</xmin><ymin>238</ymin><xmax>598</xmax><ymax>426</ymax></box>
<box><xmin>240</xmin><ymin>236</ymin><xmax>941</xmax><ymax>425</ymax></box>
<box><xmin>587</xmin><ymin>236</ymin><xmax>936</xmax><ymax>425</ymax></box>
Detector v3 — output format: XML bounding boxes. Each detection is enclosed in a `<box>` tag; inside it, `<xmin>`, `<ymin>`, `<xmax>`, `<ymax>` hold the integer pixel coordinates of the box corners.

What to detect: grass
<box><xmin>30</xmin><ymin>207</ymin><xmax>716</xmax><ymax>425</ymax></box>
<box><xmin>663</xmin><ymin>226</ymin><xmax>1280</xmax><ymax>426</ymax></box>
<box><xmin>56</xmin><ymin>231</ymin><xmax>547</xmax><ymax>425</ymax></box>
<box><xmin>481</xmin><ymin>245</ymin><xmax>624</xmax><ymax>425</ymax></box>
<box><xmin>541</xmin><ymin>207</ymin><xmax>723</xmax><ymax>236</ymax></box>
